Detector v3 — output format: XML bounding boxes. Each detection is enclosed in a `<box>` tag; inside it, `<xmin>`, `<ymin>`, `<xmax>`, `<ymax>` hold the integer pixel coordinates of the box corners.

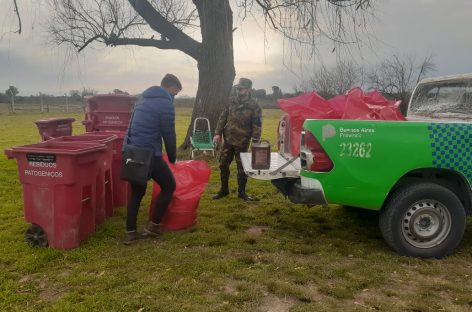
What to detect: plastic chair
<box><xmin>190</xmin><ymin>117</ymin><xmax>215</xmax><ymax>159</ymax></box>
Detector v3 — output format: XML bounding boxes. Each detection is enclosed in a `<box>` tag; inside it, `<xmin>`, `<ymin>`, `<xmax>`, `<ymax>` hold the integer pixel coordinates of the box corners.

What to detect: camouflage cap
<box><xmin>235</xmin><ymin>78</ymin><xmax>252</xmax><ymax>89</ymax></box>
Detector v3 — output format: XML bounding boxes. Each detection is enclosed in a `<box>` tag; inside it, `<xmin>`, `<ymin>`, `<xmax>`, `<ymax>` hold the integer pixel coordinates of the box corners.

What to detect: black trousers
<box><xmin>126</xmin><ymin>156</ymin><xmax>176</xmax><ymax>231</ymax></box>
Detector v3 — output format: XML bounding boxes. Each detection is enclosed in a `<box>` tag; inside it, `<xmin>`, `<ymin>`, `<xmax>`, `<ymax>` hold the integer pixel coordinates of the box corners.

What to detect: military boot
<box><xmin>142</xmin><ymin>221</ymin><xmax>162</xmax><ymax>238</ymax></box>
<box><xmin>237</xmin><ymin>179</ymin><xmax>259</xmax><ymax>202</ymax></box>
<box><xmin>213</xmin><ymin>173</ymin><xmax>229</xmax><ymax>199</ymax></box>
<box><xmin>123</xmin><ymin>230</ymin><xmax>140</xmax><ymax>245</ymax></box>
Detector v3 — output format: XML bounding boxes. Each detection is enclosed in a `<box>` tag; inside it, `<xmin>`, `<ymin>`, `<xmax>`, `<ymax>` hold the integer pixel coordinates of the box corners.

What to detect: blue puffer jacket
<box><xmin>123</xmin><ymin>86</ymin><xmax>176</xmax><ymax>163</ymax></box>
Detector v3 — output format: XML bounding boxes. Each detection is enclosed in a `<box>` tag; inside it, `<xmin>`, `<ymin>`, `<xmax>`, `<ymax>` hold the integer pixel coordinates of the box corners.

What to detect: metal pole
<box><xmin>11</xmin><ymin>95</ymin><xmax>15</xmax><ymax>113</ymax></box>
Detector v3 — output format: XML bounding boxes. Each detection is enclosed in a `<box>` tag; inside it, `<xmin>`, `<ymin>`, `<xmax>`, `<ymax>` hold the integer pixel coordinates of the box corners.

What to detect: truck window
<box><xmin>409</xmin><ymin>79</ymin><xmax>472</xmax><ymax>114</ymax></box>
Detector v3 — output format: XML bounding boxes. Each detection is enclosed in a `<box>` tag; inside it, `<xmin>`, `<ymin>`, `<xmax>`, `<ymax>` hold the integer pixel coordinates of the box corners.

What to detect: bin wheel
<box><xmin>25</xmin><ymin>224</ymin><xmax>48</xmax><ymax>247</ymax></box>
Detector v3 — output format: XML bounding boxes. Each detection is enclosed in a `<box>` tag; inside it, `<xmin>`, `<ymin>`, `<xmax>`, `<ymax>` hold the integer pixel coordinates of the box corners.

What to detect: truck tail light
<box><xmin>300</xmin><ymin>130</ymin><xmax>333</xmax><ymax>172</ymax></box>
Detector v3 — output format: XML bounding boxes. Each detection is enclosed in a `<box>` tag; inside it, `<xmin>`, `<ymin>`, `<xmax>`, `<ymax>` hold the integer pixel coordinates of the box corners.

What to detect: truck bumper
<box><xmin>271</xmin><ymin>178</ymin><xmax>327</xmax><ymax>205</ymax></box>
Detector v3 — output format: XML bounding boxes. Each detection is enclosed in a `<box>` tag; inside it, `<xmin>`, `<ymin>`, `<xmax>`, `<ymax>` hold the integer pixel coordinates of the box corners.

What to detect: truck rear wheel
<box><xmin>379</xmin><ymin>182</ymin><xmax>466</xmax><ymax>258</ymax></box>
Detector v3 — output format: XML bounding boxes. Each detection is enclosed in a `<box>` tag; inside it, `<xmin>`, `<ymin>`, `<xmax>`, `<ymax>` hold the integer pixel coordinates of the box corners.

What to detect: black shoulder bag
<box><xmin>120</xmin><ymin>109</ymin><xmax>154</xmax><ymax>185</ymax></box>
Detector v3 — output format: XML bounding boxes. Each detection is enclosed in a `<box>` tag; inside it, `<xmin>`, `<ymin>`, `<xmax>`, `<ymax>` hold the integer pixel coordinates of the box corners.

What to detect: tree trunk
<box><xmin>180</xmin><ymin>0</ymin><xmax>235</xmax><ymax>150</ymax></box>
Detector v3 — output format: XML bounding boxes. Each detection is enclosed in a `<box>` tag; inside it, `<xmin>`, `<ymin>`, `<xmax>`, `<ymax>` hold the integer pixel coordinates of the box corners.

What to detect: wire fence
<box><xmin>0</xmin><ymin>101</ymin><xmax>84</xmax><ymax>115</ymax></box>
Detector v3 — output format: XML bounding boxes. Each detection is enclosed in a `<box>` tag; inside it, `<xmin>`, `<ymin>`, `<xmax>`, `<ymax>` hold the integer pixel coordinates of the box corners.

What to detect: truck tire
<box><xmin>379</xmin><ymin>182</ymin><xmax>466</xmax><ymax>258</ymax></box>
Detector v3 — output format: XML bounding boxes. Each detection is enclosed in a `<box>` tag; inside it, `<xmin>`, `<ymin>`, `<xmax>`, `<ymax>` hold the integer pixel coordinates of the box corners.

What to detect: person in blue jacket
<box><xmin>123</xmin><ymin>74</ymin><xmax>181</xmax><ymax>245</ymax></box>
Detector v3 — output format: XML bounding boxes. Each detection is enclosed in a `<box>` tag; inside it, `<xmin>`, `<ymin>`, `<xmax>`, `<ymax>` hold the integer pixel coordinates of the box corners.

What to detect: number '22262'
<box><xmin>339</xmin><ymin>142</ymin><xmax>372</xmax><ymax>158</ymax></box>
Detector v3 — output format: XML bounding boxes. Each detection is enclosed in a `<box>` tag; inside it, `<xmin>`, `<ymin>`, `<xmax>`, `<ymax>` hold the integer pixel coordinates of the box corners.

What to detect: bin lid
<box><xmin>84</xmin><ymin>95</ymin><xmax>137</xmax><ymax>111</ymax></box>
<box><xmin>85</xmin><ymin>130</ymin><xmax>126</xmax><ymax>139</ymax></box>
<box><xmin>52</xmin><ymin>134</ymin><xmax>118</xmax><ymax>144</ymax></box>
<box><xmin>8</xmin><ymin>141</ymin><xmax>106</xmax><ymax>156</ymax></box>
<box><xmin>34</xmin><ymin>117</ymin><xmax>76</xmax><ymax>125</ymax></box>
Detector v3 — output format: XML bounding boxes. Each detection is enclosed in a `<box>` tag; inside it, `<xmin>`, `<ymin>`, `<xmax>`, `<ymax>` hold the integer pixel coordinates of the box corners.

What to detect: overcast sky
<box><xmin>1</xmin><ymin>0</ymin><xmax>471</xmax><ymax>97</ymax></box>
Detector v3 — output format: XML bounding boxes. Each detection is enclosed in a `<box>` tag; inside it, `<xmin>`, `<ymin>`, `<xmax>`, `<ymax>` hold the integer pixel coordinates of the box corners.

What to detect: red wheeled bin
<box><xmin>82</xmin><ymin>95</ymin><xmax>136</xmax><ymax>132</ymax></box>
<box><xmin>49</xmin><ymin>133</ymin><xmax>117</xmax><ymax>225</ymax></box>
<box><xmin>105</xmin><ymin>131</ymin><xmax>130</xmax><ymax>208</ymax></box>
<box><xmin>34</xmin><ymin>117</ymin><xmax>76</xmax><ymax>141</ymax></box>
<box><xmin>5</xmin><ymin>141</ymin><xmax>106</xmax><ymax>249</ymax></box>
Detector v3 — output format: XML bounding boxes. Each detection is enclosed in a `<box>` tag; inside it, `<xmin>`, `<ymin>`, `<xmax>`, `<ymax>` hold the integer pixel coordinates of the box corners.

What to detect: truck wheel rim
<box><xmin>401</xmin><ymin>200</ymin><xmax>451</xmax><ymax>249</ymax></box>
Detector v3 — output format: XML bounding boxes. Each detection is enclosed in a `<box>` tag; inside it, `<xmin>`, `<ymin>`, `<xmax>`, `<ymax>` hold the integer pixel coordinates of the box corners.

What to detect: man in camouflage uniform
<box><xmin>213</xmin><ymin>78</ymin><xmax>262</xmax><ymax>201</ymax></box>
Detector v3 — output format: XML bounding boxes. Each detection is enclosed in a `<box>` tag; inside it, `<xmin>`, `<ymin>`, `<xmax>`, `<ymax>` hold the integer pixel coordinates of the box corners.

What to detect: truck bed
<box><xmin>240</xmin><ymin>152</ymin><xmax>300</xmax><ymax>180</ymax></box>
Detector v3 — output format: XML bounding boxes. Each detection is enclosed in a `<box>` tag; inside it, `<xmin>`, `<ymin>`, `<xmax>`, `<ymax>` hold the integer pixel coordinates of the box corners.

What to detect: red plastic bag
<box><xmin>149</xmin><ymin>160</ymin><xmax>211</xmax><ymax>231</ymax></box>
<box><xmin>341</xmin><ymin>88</ymin><xmax>406</xmax><ymax>120</ymax></box>
<box><xmin>277</xmin><ymin>88</ymin><xmax>405</xmax><ymax>156</ymax></box>
<box><xmin>278</xmin><ymin>92</ymin><xmax>337</xmax><ymax>155</ymax></box>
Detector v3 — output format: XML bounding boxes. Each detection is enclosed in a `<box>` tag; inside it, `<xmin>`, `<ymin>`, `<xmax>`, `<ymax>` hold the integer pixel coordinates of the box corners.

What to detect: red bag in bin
<box><xmin>149</xmin><ymin>160</ymin><xmax>211</xmax><ymax>231</ymax></box>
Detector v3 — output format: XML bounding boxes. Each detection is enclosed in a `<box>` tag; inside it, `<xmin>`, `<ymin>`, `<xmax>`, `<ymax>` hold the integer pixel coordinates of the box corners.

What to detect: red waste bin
<box><xmin>104</xmin><ymin>130</ymin><xmax>130</xmax><ymax>208</ymax></box>
<box><xmin>82</xmin><ymin>95</ymin><xmax>136</xmax><ymax>132</ymax></box>
<box><xmin>49</xmin><ymin>134</ymin><xmax>117</xmax><ymax>225</ymax></box>
<box><xmin>34</xmin><ymin>117</ymin><xmax>76</xmax><ymax>141</ymax></box>
<box><xmin>5</xmin><ymin>141</ymin><xmax>106</xmax><ymax>249</ymax></box>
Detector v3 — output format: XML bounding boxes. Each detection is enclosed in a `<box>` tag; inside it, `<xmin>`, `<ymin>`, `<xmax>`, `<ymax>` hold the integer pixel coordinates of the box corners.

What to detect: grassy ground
<box><xmin>1</xmin><ymin>108</ymin><xmax>472</xmax><ymax>312</ymax></box>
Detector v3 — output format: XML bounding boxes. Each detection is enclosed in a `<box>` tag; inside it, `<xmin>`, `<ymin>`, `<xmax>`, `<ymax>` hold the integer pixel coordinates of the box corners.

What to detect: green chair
<box><xmin>190</xmin><ymin>117</ymin><xmax>215</xmax><ymax>158</ymax></box>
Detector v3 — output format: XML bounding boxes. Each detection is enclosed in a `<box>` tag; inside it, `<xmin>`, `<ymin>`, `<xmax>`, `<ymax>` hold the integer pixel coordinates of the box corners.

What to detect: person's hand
<box><xmin>213</xmin><ymin>135</ymin><xmax>221</xmax><ymax>144</ymax></box>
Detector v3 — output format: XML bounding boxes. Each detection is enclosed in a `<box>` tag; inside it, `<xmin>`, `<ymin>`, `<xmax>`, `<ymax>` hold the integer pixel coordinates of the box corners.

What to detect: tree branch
<box><xmin>127</xmin><ymin>0</ymin><xmax>201</xmax><ymax>60</ymax></box>
<box><xmin>13</xmin><ymin>0</ymin><xmax>22</xmax><ymax>34</ymax></box>
<box><xmin>105</xmin><ymin>35</ymin><xmax>180</xmax><ymax>50</ymax></box>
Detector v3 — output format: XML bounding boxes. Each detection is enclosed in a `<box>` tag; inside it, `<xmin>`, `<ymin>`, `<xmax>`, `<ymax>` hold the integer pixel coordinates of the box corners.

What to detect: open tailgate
<box><xmin>240</xmin><ymin>152</ymin><xmax>300</xmax><ymax>180</ymax></box>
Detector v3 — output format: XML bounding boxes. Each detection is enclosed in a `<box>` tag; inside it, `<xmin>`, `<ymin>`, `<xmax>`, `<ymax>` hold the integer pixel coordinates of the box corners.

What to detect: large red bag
<box><xmin>341</xmin><ymin>88</ymin><xmax>406</xmax><ymax>121</ymax></box>
<box><xmin>278</xmin><ymin>92</ymin><xmax>337</xmax><ymax>155</ymax></box>
<box><xmin>278</xmin><ymin>88</ymin><xmax>405</xmax><ymax>156</ymax></box>
<box><xmin>149</xmin><ymin>160</ymin><xmax>211</xmax><ymax>231</ymax></box>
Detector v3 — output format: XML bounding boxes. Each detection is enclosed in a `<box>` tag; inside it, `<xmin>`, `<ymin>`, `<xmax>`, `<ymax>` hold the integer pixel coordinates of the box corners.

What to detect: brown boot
<box><xmin>142</xmin><ymin>221</ymin><xmax>162</xmax><ymax>238</ymax></box>
<box><xmin>123</xmin><ymin>230</ymin><xmax>140</xmax><ymax>245</ymax></box>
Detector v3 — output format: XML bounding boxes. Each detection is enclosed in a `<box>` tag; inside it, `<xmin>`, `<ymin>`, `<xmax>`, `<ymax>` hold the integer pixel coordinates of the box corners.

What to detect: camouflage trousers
<box><xmin>218</xmin><ymin>141</ymin><xmax>249</xmax><ymax>187</ymax></box>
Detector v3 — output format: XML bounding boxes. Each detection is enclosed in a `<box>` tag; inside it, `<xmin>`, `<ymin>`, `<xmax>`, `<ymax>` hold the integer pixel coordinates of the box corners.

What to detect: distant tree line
<box><xmin>308</xmin><ymin>53</ymin><xmax>436</xmax><ymax>114</ymax></box>
<box><xmin>1</xmin><ymin>53</ymin><xmax>436</xmax><ymax>114</ymax></box>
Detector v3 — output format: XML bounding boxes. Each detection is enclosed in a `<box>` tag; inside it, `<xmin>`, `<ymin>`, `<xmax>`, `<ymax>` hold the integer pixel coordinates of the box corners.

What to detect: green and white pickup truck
<box><xmin>242</xmin><ymin>74</ymin><xmax>472</xmax><ymax>258</ymax></box>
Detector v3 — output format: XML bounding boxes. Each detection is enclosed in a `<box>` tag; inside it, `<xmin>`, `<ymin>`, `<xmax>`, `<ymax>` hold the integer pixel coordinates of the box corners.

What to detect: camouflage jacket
<box><xmin>215</xmin><ymin>95</ymin><xmax>262</xmax><ymax>147</ymax></box>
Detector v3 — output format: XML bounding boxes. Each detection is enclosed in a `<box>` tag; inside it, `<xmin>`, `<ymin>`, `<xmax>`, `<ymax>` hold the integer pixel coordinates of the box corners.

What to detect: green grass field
<box><xmin>1</xmin><ymin>108</ymin><xmax>472</xmax><ymax>311</ymax></box>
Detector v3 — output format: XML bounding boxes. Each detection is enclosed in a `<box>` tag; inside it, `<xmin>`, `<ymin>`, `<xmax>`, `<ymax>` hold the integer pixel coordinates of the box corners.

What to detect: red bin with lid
<box><xmin>49</xmin><ymin>133</ymin><xmax>117</xmax><ymax>224</ymax></box>
<box><xmin>82</xmin><ymin>95</ymin><xmax>136</xmax><ymax>132</ymax></box>
<box><xmin>5</xmin><ymin>141</ymin><xmax>106</xmax><ymax>249</ymax></box>
<box><xmin>34</xmin><ymin>117</ymin><xmax>76</xmax><ymax>141</ymax></box>
<box><xmin>92</xmin><ymin>130</ymin><xmax>130</xmax><ymax>208</ymax></box>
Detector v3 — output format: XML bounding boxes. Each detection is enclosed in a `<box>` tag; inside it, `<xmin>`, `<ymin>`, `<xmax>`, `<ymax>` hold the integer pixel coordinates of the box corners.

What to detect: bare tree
<box><xmin>368</xmin><ymin>54</ymin><xmax>436</xmax><ymax>113</ymax></box>
<box><xmin>81</xmin><ymin>88</ymin><xmax>98</xmax><ymax>97</ymax></box>
<box><xmin>6</xmin><ymin>85</ymin><xmax>19</xmax><ymax>113</ymax></box>
<box><xmin>44</xmin><ymin>0</ymin><xmax>373</xmax><ymax>148</ymax></box>
<box><xmin>271</xmin><ymin>86</ymin><xmax>283</xmax><ymax>98</ymax></box>
<box><xmin>310</xmin><ymin>60</ymin><xmax>364</xmax><ymax>98</ymax></box>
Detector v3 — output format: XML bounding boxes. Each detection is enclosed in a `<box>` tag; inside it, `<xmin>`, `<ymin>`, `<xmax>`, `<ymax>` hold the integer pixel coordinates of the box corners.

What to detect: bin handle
<box><xmin>4</xmin><ymin>148</ymin><xmax>14</xmax><ymax>159</ymax></box>
<box><xmin>125</xmin><ymin>158</ymin><xmax>145</xmax><ymax>165</ymax></box>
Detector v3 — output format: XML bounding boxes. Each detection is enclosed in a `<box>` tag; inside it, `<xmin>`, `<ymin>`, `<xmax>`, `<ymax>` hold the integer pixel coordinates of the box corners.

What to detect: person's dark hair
<box><xmin>161</xmin><ymin>74</ymin><xmax>182</xmax><ymax>90</ymax></box>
